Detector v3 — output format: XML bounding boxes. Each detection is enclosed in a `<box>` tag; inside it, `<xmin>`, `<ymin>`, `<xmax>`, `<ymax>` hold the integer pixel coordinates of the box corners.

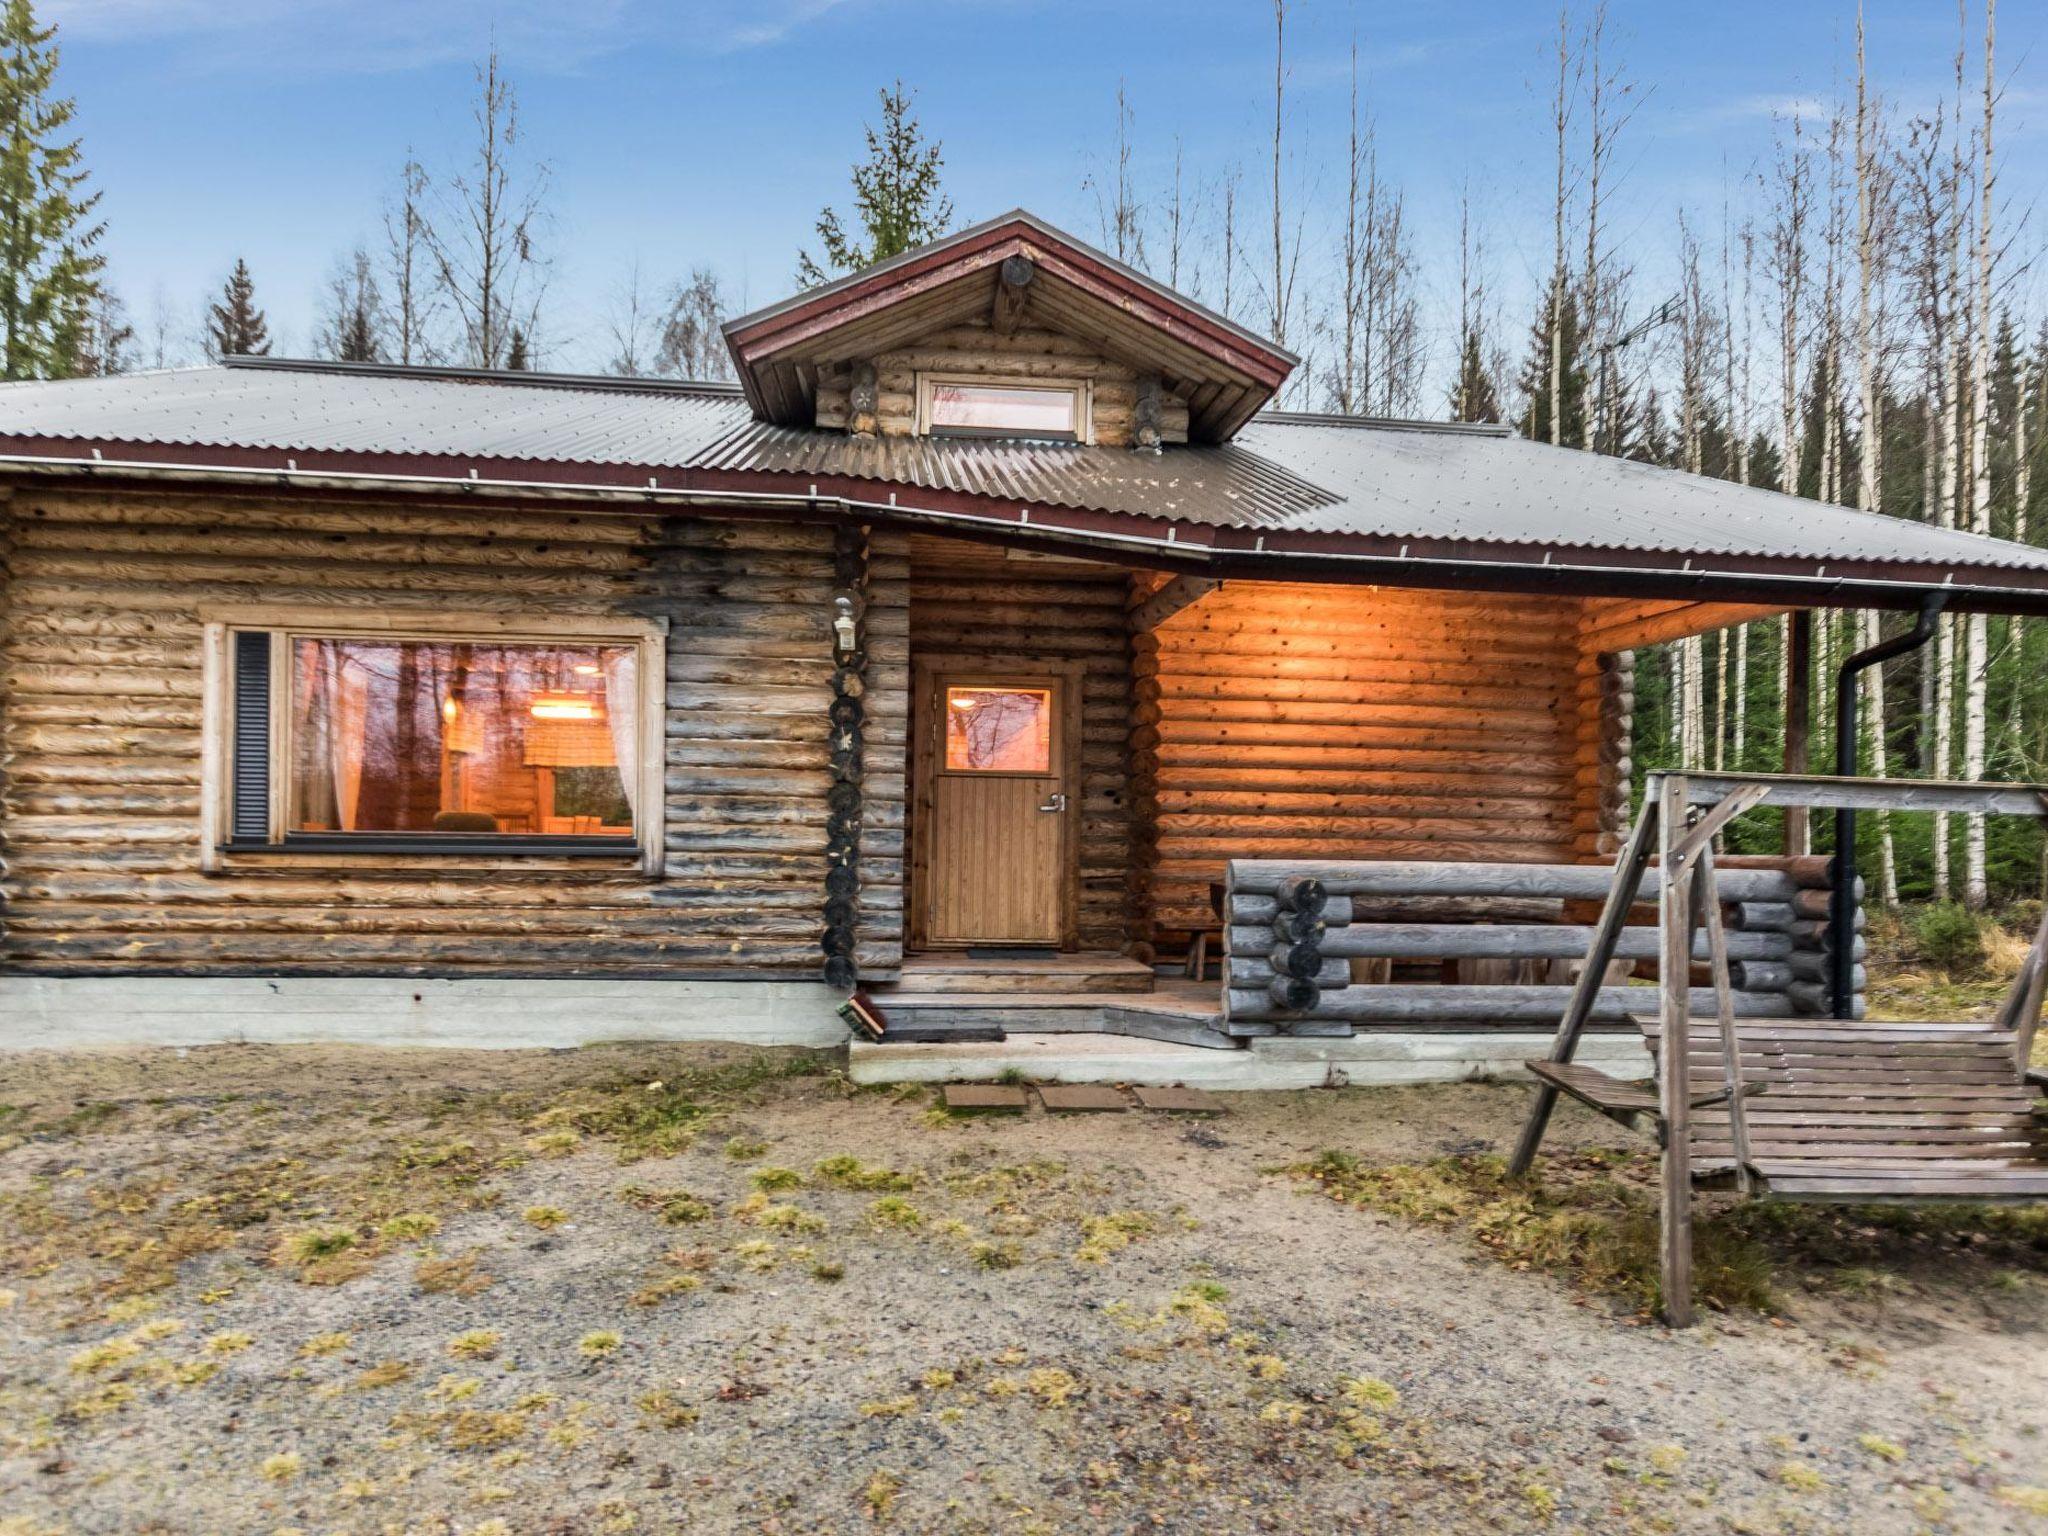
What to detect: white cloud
<box><xmin>44</xmin><ymin>0</ymin><xmax>850</xmax><ymax>73</ymax></box>
<box><xmin>1699</xmin><ymin>92</ymin><xmax>1832</xmax><ymax>125</ymax></box>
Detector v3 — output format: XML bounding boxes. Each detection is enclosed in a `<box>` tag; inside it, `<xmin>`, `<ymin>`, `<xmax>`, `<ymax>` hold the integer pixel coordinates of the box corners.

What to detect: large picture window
<box><xmin>204</xmin><ymin>613</ymin><xmax>664</xmax><ymax>869</ymax></box>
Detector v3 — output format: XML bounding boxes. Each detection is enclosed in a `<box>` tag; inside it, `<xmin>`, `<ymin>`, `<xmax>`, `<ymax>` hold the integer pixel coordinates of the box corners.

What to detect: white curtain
<box><xmin>602</xmin><ymin>649</ymin><xmax>638</xmax><ymax>822</ymax></box>
<box><xmin>327</xmin><ymin>654</ymin><xmax>369</xmax><ymax>830</ymax></box>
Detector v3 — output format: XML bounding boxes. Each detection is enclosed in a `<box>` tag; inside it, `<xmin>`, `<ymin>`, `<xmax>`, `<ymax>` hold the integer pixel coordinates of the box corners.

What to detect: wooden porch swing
<box><xmin>1509</xmin><ymin>771</ymin><xmax>2048</xmax><ymax>1326</ymax></box>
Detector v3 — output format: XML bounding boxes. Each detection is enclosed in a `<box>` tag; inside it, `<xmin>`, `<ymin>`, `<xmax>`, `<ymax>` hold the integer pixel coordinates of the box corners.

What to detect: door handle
<box><xmin>1038</xmin><ymin>793</ymin><xmax>1068</xmax><ymax>813</ymax></box>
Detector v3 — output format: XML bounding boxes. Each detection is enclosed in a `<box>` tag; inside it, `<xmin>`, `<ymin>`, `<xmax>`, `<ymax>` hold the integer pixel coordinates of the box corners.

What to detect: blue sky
<box><xmin>47</xmin><ymin>0</ymin><xmax>2048</xmax><ymax>391</ymax></box>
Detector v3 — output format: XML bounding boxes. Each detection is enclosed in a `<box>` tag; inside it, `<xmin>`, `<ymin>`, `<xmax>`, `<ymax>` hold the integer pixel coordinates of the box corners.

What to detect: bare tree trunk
<box><xmin>1549</xmin><ymin>4</ymin><xmax>1573</xmax><ymax>448</ymax></box>
<box><xmin>1772</xmin><ymin>114</ymin><xmax>1809</xmax><ymax>498</ymax></box>
<box><xmin>1854</xmin><ymin>3</ymin><xmax>1899</xmax><ymax>900</ymax></box>
<box><xmin>1963</xmin><ymin>0</ymin><xmax>1996</xmax><ymax>908</ymax></box>
<box><xmin>1269</xmin><ymin>0</ymin><xmax>1288</xmax><ymax>352</ymax></box>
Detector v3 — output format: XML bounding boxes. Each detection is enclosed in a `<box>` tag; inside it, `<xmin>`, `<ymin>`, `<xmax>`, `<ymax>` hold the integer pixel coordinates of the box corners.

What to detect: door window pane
<box><xmin>944</xmin><ymin>687</ymin><xmax>1052</xmax><ymax>773</ymax></box>
<box><xmin>287</xmin><ymin>637</ymin><xmax>637</xmax><ymax>837</ymax></box>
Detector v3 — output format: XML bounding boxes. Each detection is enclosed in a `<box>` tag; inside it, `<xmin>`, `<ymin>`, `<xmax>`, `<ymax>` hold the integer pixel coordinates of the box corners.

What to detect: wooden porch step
<box><xmin>884</xmin><ymin>951</ymin><xmax>1156</xmax><ymax>996</ymax></box>
<box><xmin>868</xmin><ymin>985</ymin><xmax>1233</xmax><ymax>1051</ymax></box>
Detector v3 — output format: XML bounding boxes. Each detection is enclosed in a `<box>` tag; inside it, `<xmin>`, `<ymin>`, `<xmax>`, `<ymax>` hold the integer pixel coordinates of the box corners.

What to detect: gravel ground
<box><xmin>0</xmin><ymin>1041</ymin><xmax>2043</xmax><ymax>1536</ymax></box>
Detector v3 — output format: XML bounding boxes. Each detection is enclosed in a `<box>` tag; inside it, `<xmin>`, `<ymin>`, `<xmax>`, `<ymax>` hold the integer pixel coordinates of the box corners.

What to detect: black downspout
<box><xmin>1831</xmin><ymin>592</ymin><xmax>1948</xmax><ymax>1017</ymax></box>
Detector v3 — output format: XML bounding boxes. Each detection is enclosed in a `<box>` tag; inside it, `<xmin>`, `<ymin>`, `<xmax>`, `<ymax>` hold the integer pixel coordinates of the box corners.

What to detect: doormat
<box><xmin>966</xmin><ymin>947</ymin><xmax>1058</xmax><ymax>960</ymax></box>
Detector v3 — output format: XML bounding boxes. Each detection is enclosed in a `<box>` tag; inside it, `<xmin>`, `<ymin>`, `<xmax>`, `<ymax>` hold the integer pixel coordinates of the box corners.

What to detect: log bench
<box><xmin>1218</xmin><ymin>854</ymin><xmax>1855</xmax><ymax>1037</ymax></box>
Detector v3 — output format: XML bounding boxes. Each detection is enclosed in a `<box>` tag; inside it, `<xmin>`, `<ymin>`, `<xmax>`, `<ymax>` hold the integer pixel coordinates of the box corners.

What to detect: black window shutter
<box><xmin>230</xmin><ymin>631</ymin><xmax>272</xmax><ymax>841</ymax></box>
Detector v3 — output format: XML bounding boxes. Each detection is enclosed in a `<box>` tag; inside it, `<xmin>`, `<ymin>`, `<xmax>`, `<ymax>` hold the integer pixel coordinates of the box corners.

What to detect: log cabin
<box><xmin>4</xmin><ymin>210</ymin><xmax>2048</xmax><ymax>1083</ymax></box>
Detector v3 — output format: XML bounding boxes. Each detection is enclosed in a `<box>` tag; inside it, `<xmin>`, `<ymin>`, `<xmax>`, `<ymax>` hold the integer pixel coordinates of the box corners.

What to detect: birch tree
<box><xmin>1963</xmin><ymin>0</ymin><xmax>1997</xmax><ymax>908</ymax></box>
<box><xmin>1853</xmin><ymin>4</ymin><xmax>1902</xmax><ymax>901</ymax></box>
<box><xmin>424</xmin><ymin>50</ymin><xmax>550</xmax><ymax>370</ymax></box>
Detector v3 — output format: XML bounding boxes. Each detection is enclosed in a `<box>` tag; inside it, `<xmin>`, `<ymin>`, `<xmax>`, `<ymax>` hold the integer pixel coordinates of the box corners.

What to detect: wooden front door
<box><xmin>914</xmin><ymin>666</ymin><xmax>1075</xmax><ymax>947</ymax></box>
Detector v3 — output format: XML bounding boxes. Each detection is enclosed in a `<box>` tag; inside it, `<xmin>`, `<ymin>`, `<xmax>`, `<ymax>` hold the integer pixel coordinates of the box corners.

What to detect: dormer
<box><xmin>722</xmin><ymin>211</ymin><xmax>1298</xmax><ymax>449</ymax></box>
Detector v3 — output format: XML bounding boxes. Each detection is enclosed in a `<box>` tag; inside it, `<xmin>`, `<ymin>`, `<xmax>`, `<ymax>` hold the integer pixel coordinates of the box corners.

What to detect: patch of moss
<box><xmin>816</xmin><ymin>1155</ymin><xmax>918</xmax><ymax>1192</ymax></box>
<box><xmin>447</xmin><ymin>1330</ymin><xmax>502</xmax><ymax>1360</ymax></box>
<box><xmin>618</xmin><ymin>1184</ymin><xmax>715</xmax><ymax>1225</ymax></box>
<box><xmin>867</xmin><ymin>1196</ymin><xmax>923</xmax><ymax>1229</ymax></box>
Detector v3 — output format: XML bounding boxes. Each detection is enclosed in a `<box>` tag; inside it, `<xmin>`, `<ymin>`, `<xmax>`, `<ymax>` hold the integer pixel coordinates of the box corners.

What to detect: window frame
<box><xmin>199</xmin><ymin>607</ymin><xmax>667</xmax><ymax>875</ymax></box>
<box><xmin>914</xmin><ymin>372</ymin><xmax>1092</xmax><ymax>444</ymax></box>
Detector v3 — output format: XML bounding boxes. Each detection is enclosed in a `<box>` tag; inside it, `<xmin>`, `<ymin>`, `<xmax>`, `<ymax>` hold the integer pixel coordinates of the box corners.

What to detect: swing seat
<box><xmin>1637</xmin><ymin>1015</ymin><xmax>2048</xmax><ymax>1202</ymax></box>
<box><xmin>1523</xmin><ymin>1060</ymin><xmax>1762</xmax><ymax>1136</ymax></box>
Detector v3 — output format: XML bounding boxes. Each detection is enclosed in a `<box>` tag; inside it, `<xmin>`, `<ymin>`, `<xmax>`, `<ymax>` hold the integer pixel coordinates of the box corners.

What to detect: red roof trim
<box><xmin>5</xmin><ymin>434</ymin><xmax>2048</xmax><ymax>614</ymax></box>
<box><xmin>725</xmin><ymin>217</ymin><xmax>1296</xmax><ymax>392</ymax></box>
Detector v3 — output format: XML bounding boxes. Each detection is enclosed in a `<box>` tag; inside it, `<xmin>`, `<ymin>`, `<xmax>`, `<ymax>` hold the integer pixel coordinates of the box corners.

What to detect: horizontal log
<box><xmin>1792</xmin><ymin>884</ymin><xmax>1863</xmax><ymax>918</ymax></box>
<box><xmin>1790</xmin><ymin>916</ymin><xmax>1866</xmax><ymax>943</ymax></box>
<box><xmin>1223</xmin><ymin>922</ymin><xmax>1791</xmax><ymax>964</ymax></box>
<box><xmin>1680</xmin><ymin>772</ymin><xmax>2048</xmax><ymax>818</ymax></box>
<box><xmin>1787</xmin><ymin>952</ymin><xmax>1868</xmax><ymax>987</ymax></box>
<box><xmin>1226</xmin><ymin>984</ymin><xmax>1793</xmax><ymax>1024</ymax></box>
<box><xmin>1265</xmin><ymin>940</ymin><xmax>1332</xmax><ymax>980</ymax></box>
<box><xmin>1788</xmin><ymin>981</ymin><xmax>1866</xmax><ymax>1016</ymax></box>
<box><xmin>1225</xmin><ymin>859</ymin><xmax>1798</xmax><ymax>903</ymax></box>
<box><xmin>1228</xmin><ymin>955</ymin><xmax>1350</xmax><ymax>988</ymax></box>
<box><xmin>1729</xmin><ymin>901</ymin><xmax>1795</xmax><ymax>931</ymax></box>
<box><xmin>1727</xmin><ymin>961</ymin><xmax>1794</xmax><ymax>992</ymax></box>
<box><xmin>1224</xmin><ymin>894</ymin><xmax>1355</xmax><ymax>926</ymax></box>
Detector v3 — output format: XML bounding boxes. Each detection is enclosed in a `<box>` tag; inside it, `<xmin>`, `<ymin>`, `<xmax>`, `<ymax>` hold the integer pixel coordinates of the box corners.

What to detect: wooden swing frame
<box><xmin>1509</xmin><ymin>770</ymin><xmax>2048</xmax><ymax>1326</ymax></box>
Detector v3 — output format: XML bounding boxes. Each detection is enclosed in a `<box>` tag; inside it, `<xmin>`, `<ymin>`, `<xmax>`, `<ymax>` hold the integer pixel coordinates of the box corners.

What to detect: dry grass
<box><xmin>1290</xmin><ymin>1147</ymin><xmax>2048</xmax><ymax>1315</ymax></box>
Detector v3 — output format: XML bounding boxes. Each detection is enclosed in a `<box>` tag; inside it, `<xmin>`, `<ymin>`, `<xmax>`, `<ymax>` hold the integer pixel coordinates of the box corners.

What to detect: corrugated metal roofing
<box><xmin>0</xmin><ymin>361</ymin><xmax>749</xmax><ymax>465</ymax></box>
<box><xmin>690</xmin><ymin>418</ymin><xmax>1340</xmax><ymax>525</ymax></box>
<box><xmin>2</xmin><ymin>358</ymin><xmax>2047</xmax><ymax>587</ymax></box>
<box><xmin>1235</xmin><ymin>416</ymin><xmax>2048</xmax><ymax>571</ymax></box>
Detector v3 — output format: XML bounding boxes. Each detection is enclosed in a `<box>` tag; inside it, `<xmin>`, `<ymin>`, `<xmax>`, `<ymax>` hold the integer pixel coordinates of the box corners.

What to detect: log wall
<box><xmin>1132</xmin><ymin>582</ymin><xmax>1593</xmax><ymax>943</ymax></box>
<box><xmin>814</xmin><ymin>320</ymin><xmax>1191</xmax><ymax>448</ymax></box>
<box><xmin>903</xmin><ymin>538</ymin><xmax>1133</xmax><ymax>950</ymax></box>
<box><xmin>0</xmin><ymin>489</ymin><xmax>905</xmax><ymax>980</ymax></box>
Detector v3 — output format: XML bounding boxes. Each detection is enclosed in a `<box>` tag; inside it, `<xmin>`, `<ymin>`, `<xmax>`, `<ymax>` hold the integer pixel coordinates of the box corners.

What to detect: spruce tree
<box><xmin>317</xmin><ymin>248</ymin><xmax>386</xmax><ymax>364</ymax></box>
<box><xmin>797</xmin><ymin>81</ymin><xmax>952</xmax><ymax>285</ymax></box>
<box><xmin>504</xmin><ymin>325</ymin><xmax>530</xmax><ymax>370</ymax></box>
<box><xmin>0</xmin><ymin>0</ymin><xmax>103</xmax><ymax>379</ymax></box>
<box><xmin>1517</xmin><ymin>272</ymin><xmax>1587</xmax><ymax>445</ymax></box>
<box><xmin>208</xmin><ymin>259</ymin><xmax>270</xmax><ymax>358</ymax></box>
<box><xmin>1447</xmin><ymin>327</ymin><xmax>1501</xmax><ymax>423</ymax></box>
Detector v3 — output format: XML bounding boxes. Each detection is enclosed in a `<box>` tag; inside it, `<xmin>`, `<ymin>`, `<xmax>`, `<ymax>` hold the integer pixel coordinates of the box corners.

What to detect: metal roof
<box><xmin>3</xmin><ymin>358</ymin><xmax>2048</xmax><ymax>610</ymax></box>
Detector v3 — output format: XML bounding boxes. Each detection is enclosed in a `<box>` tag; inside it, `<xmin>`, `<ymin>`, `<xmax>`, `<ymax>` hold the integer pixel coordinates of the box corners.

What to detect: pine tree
<box><xmin>1518</xmin><ymin>271</ymin><xmax>1587</xmax><ymax>445</ymax></box>
<box><xmin>208</xmin><ymin>259</ymin><xmax>269</xmax><ymax>358</ymax></box>
<box><xmin>0</xmin><ymin>0</ymin><xmax>103</xmax><ymax>379</ymax></box>
<box><xmin>797</xmin><ymin>81</ymin><xmax>952</xmax><ymax>284</ymax></box>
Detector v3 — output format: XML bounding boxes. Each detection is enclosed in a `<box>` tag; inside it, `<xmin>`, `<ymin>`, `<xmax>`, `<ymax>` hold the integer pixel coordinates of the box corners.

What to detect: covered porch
<box><xmin>855</xmin><ymin>524</ymin><xmax>1790</xmax><ymax>1082</ymax></box>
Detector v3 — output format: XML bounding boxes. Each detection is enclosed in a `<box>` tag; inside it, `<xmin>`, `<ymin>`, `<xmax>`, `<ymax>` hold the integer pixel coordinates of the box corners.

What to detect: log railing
<box><xmin>1219</xmin><ymin>855</ymin><xmax>1861</xmax><ymax>1036</ymax></box>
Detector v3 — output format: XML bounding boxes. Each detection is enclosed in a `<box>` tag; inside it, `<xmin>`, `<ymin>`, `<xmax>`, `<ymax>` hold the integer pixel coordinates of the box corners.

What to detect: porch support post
<box><xmin>1782</xmin><ymin>610</ymin><xmax>1812</xmax><ymax>855</ymax></box>
<box><xmin>822</xmin><ymin>524</ymin><xmax>869</xmax><ymax>993</ymax></box>
<box><xmin>1658</xmin><ymin>771</ymin><xmax>1697</xmax><ymax>1328</ymax></box>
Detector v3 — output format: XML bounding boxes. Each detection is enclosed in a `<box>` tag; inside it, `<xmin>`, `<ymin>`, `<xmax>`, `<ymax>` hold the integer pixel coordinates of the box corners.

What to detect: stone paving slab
<box><xmin>1035</xmin><ymin>1083</ymin><xmax>1131</xmax><ymax>1112</ymax></box>
<box><xmin>941</xmin><ymin>1083</ymin><xmax>1030</xmax><ymax>1113</ymax></box>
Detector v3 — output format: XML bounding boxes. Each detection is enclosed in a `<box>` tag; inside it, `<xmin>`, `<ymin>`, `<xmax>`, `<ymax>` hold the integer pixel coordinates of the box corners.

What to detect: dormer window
<box><xmin>917</xmin><ymin>374</ymin><xmax>1089</xmax><ymax>443</ymax></box>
